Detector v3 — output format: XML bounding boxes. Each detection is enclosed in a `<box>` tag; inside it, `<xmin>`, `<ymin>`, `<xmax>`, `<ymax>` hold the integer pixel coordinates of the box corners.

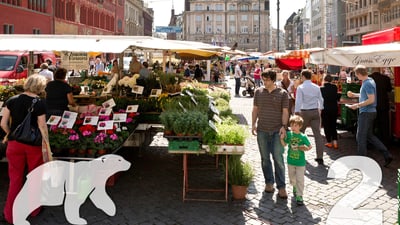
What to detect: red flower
<box><xmin>79</xmin><ymin>124</ymin><xmax>96</xmax><ymax>134</ymax></box>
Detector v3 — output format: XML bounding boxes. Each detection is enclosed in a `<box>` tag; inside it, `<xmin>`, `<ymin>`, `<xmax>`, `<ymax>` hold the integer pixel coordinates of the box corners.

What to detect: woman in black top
<box><xmin>320</xmin><ymin>74</ymin><xmax>340</xmax><ymax>149</ymax></box>
<box><xmin>1</xmin><ymin>74</ymin><xmax>52</xmax><ymax>224</ymax></box>
<box><xmin>194</xmin><ymin>64</ymin><xmax>204</xmax><ymax>82</ymax></box>
<box><xmin>45</xmin><ymin>67</ymin><xmax>76</xmax><ymax>119</ymax></box>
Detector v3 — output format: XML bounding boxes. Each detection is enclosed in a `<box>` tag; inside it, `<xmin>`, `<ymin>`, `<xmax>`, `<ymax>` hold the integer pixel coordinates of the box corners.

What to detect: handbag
<box><xmin>11</xmin><ymin>98</ymin><xmax>42</xmax><ymax>146</ymax></box>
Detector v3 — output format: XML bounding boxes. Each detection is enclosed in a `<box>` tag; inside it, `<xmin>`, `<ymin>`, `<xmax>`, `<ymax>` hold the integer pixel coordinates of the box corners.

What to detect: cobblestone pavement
<box><xmin>0</xmin><ymin>78</ymin><xmax>398</xmax><ymax>225</ymax></box>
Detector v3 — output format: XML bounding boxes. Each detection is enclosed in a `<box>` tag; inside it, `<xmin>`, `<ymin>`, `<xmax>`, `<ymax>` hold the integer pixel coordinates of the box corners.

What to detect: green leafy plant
<box><xmin>159</xmin><ymin>110</ymin><xmax>179</xmax><ymax>132</ymax></box>
<box><xmin>215</xmin><ymin>119</ymin><xmax>248</xmax><ymax>145</ymax></box>
<box><xmin>228</xmin><ymin>155</ymin><xmax>254</xmax><ymax>186</ymax></box>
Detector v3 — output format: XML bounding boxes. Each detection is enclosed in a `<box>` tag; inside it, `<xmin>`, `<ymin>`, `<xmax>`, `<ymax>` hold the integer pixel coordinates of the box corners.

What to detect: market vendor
<box><xmin>45</xmin><ymin>67</ymin><xmax>77</xmax><ymax>119</ymax></box>
<box><xmin>129</xmin><ymin>55</ymin><xmax>141</xmax><ymax>75</ymax></box>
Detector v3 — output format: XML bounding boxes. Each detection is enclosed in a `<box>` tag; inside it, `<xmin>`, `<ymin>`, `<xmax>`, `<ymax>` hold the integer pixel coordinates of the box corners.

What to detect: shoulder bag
<box><xmin>11</xmin><ymin>98</ymin><xmax>42</xmax><ymax>146</ymax></box>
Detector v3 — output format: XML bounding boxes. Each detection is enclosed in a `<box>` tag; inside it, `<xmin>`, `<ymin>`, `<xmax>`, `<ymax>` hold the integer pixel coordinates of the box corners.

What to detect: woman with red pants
<box><xmin>1</xmin><ymin>74</ymin><xmax>52</xmax><ymax>224</ymax></box>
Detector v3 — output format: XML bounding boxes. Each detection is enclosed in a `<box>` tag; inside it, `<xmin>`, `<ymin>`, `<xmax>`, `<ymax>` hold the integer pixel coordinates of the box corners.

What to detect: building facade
<box><xmin>0</xmin><ymin>0</ymin><xmax>153</xmax><ymax>36</ymax></box>
<box><xmin>183</xmin><ymin>0</ymin><xmax>271</xmax><ymax>52</ymax></box>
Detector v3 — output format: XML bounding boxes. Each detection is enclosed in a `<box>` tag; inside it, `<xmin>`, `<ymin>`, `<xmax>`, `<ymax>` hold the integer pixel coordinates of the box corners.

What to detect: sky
<box><xmin>146</xmin><ymin>0</ymin><xmax>307</xmax><ymax>30</ymax></box>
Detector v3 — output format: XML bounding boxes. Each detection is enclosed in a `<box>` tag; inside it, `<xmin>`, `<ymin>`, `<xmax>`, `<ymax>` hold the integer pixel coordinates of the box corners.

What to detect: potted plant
<box><xmin>172</xmin><ymin>114</ymin><xmax>190</xmax><ymax>136</ymax></box>
<box><xmin>159</xmin><ymin>111</ymin><xmax>179</xmax><ymax>135</ymax></box>
<box><xmin>228</xmin><ymin>155</ymin><xmax>254</xmax><ymax>200</ymax></box>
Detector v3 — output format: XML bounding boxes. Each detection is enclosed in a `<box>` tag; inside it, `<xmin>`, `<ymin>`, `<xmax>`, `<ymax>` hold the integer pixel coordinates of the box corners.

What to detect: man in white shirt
<box><xmin>234</xmin><ymin>61</ymin><xmax>243</xmax><ymax>97</ymax></box>
<box><xmin>38</xmin><ymin>63</ymin><xmax>53</xmax><ymax>82</ymax></box>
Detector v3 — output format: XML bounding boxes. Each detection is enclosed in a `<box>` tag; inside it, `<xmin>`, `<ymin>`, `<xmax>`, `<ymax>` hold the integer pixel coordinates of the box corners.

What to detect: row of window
<box><xmin>195</xmin><ymin>14</ymin><xmax>260</xmax><ymax>22</ymax></box>
<box><xmin>194</xmin><ymin>3</ymin><xmax>262</xmax><ymax>11</ymax></box>
<box><xmin>348</xmin><ymin>5</ymin><xmax>400</xmax><ymax>30</ymax></box>
<box><xmin>1</xmin><ymin>0</ymin><xmax>21</xmax><ymax>6</ymax></box>
<box><xmin>194</xmin><ymin>25</ymin><xmax>260</xmax><ymax>34</ymax></box>
<box><xmin>3</xmin><ymin>24</ymin><xmax>40</xmax><ymax>34</ymax></box>
<box><xmin>1</xmin><ymin>0</ymin><xmax>47</xmax><ymax>13</ymax></box>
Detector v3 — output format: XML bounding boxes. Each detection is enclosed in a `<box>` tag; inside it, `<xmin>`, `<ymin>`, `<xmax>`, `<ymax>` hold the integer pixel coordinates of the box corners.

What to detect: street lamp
<box><xmin>277</xmin><ymin>0</ymin><xmax>280</xmax><ymax>51</ymax></box>
<box><xmin>258</xmin><ymin>0</ymin><xmax>261</xmax><ymax>51</ymax></box>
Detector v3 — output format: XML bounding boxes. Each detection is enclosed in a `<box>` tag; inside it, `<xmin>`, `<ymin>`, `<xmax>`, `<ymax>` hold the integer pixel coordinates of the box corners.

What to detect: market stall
<box><xmin>309</xmin><ymin>36</ymin><xmax>400</xmax><ymax>138</ymax></box>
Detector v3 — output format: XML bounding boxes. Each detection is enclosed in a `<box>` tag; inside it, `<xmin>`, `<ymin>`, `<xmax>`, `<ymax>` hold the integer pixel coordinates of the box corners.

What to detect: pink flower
<box><xmin>110</xmin><ymin>134</ymin><xmax>118</xmax><ymax>140</ymax></box>
<box><xmin>126</xmin><ymin>118</ymin><xmax>133</xmax><ymax>123</ymax></box>
<box><xmin>82</xmin><ymin>131</ymin><xmax>92</xmax><ymax>137</ymax></box>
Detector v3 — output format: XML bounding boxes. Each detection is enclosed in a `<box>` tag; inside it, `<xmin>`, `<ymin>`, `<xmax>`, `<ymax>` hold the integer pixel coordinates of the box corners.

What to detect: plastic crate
<box><xmin>168</xmin><ymin>140</ymin><xmax>200</xmax><ymax>151</ymax></box>
<box><xmin>340</xmin><ymin>104</ymin><xmax>357</xmax><ymax>127</ymax></box>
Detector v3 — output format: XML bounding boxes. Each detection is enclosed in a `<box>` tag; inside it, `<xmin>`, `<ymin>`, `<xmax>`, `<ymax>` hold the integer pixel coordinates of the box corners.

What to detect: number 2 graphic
<box><xmin>327</xmin><ymin>156</ymin><xmax>383</xmax><ymax>225</ymax></box>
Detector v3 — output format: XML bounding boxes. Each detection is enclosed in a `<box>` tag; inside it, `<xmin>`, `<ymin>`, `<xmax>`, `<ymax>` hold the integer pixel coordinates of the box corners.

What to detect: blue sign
<box><xmin>155</xmin><ymin>26</ymin><xmax>182</xmax><ymax>33</ymax></box>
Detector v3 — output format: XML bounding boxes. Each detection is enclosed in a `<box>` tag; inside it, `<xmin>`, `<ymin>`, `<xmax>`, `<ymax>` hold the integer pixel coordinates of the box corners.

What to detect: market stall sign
<box><xmin>61</xmin><ymin>52</ymin><xmax>89</xmax><ymax>70</ymax></box>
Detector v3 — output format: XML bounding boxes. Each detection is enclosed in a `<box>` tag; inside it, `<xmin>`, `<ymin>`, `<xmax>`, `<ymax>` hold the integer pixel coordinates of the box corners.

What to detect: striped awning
<box><xmin>275</xmin><ymin>48</ymin><xmax>324</xmax><ymax>59</ymax></box>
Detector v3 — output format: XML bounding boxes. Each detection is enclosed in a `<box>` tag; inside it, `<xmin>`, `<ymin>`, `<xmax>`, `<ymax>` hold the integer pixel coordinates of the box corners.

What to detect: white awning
<box><xmin>0</xmin><ymin>35</ymin><xmax>221</xmax><ymax>53</ymax></box>
<box><xmin>309</xmin><ymin>43</ymin><xmax>400</xmax><ymax>67</ymax></box>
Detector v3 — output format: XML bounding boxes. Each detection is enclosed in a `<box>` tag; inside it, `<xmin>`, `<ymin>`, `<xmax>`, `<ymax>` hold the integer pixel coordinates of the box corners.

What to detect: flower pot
<box><xmin>164</xmin><ymin>130</ymin><xmax>173</xmax><ymax>136</ymax></box>
<box><xmin>97</xmin><ymin>149</ymin><xmax>107</xmax><ymax>156</ymax></box>
<box><xmin>86</xmin><ymin>149</ymin><xmax>96</xmax><ymax>158</ymax></box>
<box><xmin>68</xmin><ymin>148</ymin><xmax>77</xmax><ymax>157</ymax></box>
<box><xmin>77</xmin><ymin>149</ymin><xmax>87</xmax><ymax>157</ymax></box>
<box><xmin>231</xmin><ymin>185</ymin><xmax>248</xmax><ymax>200</ymax></box>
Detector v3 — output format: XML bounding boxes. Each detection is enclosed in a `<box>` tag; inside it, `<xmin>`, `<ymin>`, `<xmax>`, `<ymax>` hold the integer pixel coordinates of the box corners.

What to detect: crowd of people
<box><xmin>250</xmin><ymin>64</ymin><xmax>394</xmax><ymax>207</ymax></box>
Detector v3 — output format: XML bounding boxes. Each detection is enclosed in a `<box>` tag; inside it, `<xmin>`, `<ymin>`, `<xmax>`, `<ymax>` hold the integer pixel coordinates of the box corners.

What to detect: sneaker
<box><xmin>324</xmin><ymin>143</ymin><xmax>333</xmax><ymax>148</ymax></box>
<box><xmin>296</xmin><ymin>196</ymin><xmax>304</xmax><ymax>206</ymax></box>
<box><xmin>315</xmin><ymin>158</ymin><xmax>324</xmax><ymax>165</ymax></box>
<box><xmin>265</xmin><ymin>184</ymin><xmax>274</xmax><ymax>193</ymax></box>
<box><xmin>293</xmin><ymin>187</ymin><xmax>297</xmax><ymax>197</ymax></box>
<box><xmin>278</xmin><ymin>188</ymin><xmax>288</xmax><ymax>199</ymax></box>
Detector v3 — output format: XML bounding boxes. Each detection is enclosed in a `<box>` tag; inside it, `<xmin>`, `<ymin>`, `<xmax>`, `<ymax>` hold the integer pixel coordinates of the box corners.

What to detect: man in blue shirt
<box><xmin>294</xmin><ymin>69</ymin><xmax>325</xmax><ymax>165</ymax></box>
<box><xmin>347</xmin><ymin>65</ymin><xmax>393</xmax><ymax>167</ymax></box>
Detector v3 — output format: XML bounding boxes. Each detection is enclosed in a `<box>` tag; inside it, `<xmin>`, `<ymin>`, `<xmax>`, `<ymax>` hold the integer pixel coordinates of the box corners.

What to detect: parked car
<box><xmin>0</xmin><ymin>51</ymin><xmax>56</xmax><ymax>80</ymax></box>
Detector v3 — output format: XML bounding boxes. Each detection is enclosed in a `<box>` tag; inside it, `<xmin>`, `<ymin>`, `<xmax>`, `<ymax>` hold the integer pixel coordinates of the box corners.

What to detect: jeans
<box><xmin>257</xmin><ymin>130</ymin><xmax>286</xmax><ymax>189</ymax></box>
<box><xmin>235</xmin><ymin>77</ymin><xmax>241</xmax><ymax>95</ymax></box>
<box><xmin>357</xmin><ymin>112</ymin><xmax>391</xmax><ymax>159</ymax></box>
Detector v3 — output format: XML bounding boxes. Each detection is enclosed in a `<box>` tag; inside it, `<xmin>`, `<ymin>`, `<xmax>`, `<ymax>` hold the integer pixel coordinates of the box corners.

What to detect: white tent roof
<box><xmin>309</xmin><ymin>43</ymin><xmax>400</xmax><ymax>67</ymax></box>
<box><xmin>0</xmin><ymin>35</ymin><xmax>221</xmax><ymax>53</ymax></box>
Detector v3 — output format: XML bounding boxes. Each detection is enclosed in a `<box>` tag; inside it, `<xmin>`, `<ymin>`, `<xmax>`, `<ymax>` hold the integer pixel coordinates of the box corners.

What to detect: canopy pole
<box><xmin>28</xmin><ymin>51</ymin><xmax>34</xmax><ymax>76</ymax></box>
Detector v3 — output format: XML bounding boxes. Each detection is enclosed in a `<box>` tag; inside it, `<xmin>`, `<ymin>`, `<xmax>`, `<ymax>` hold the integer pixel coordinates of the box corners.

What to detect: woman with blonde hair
<box><xmin>1</xmin><ymin>74</ymin><xmax>52</xmax><ymax>224</ymax></box>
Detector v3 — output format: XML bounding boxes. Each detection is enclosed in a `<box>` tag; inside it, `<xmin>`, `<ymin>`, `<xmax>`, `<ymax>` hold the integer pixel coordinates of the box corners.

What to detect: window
<box><xmin>229</xmin><ymin>15</ymin><xmax>236</xmax><ymax>22</ymax></box>
<box><xmin>240</xmin><ymin>4</ymin><xmax>249</xmax><ymax>11</ymax></box>
<box><xmin>216</xmin><ymin>15</ymin><xmax>222</xmax><ymax>22</ymax></box>
<box><xmin>196</xmin><ymin>15</ymin><xmax>202</xmax><ymax>22</ymax></box>
<box><xmin>253</xmin><ymin>25</ymin><xmax>259</xmax><ymax>33</ymax></box>
<box><xmin>33</xmin><ymin>28</ymin><xmax>40</xmax><ymax>34</ymax></box>
<box><xmin>195</xmin><ymin>4</ymin><xmax>203</xmax><ymax>11</ymax></box>
<box><xmin>3</xmin><ymin>24</ymin><xmax>14</xmax><ymax>34</ymax></box>
<box><xmin>215</xmin><ymin>4</ymin><xmax>223</xmax><ymax>11</ymax></box>
<box><xmin>241</xmin><ymin>15</ymin><xmax>248</xmax><ymax>21</ymax></box>
<box><xmin>216</xmin><ymin>25</ymin><xmax>222</xmax><ymax>33</ymax></box>
<box><xmin>229</xmin><ymin>4</ymin><xmax>236</xmax><ymax>10</ymax></box>
<box><xmin>253</xmin><ymin>15</ymin><xmax>259</xmax><ymax>21</ymax></box>
<box><xmin>206</xmin><ymin>25</ymin><xmax>212</xmax><ymax>33</ymax></box>
<box><xmin>241</xmin><ymin>26</ymin><xmax>248</xmax><ymax>33</ymax></box>
<box><xmin>252</xmin><ymin>3</ymin><xmax>259</xmax><ymax>10</ymax></box>
<box><xmin>206</xmin><ymin>15</ymin><xmax>211</xmax><ymax>21</ymax></box>
<box><xmin>196</xmin><ymin>26</ymin><xmax>202</xmax><ymax>33</ymax></box>
<box><xmin>229</xmin><ymin>25</ymin><xmax>236</xmax><ymax>34</ymax></box>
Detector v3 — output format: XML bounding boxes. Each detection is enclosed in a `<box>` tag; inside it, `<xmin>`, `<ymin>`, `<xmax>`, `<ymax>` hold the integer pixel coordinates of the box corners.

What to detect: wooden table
<box><xmin>169</xmin><ymin>148</ymin><xmax>243</xmax><ymax>202</ymax></box>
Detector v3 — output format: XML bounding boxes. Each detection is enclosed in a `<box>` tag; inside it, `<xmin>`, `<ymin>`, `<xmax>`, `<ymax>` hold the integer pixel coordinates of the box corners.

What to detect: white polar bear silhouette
<box><xmin>13</xmin><ymin>154</ymin><xmax>131</xmax><ymax>225</ymax></box>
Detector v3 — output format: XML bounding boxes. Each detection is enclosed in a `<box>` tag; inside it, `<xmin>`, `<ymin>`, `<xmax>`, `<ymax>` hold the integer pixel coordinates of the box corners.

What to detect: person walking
<box><xmin>253</xmin><ymin>63</ymin><xmax>261</xmax><ymax>87</ymax></box>
<box><xmin>194</xmin><ymin>64</ymin><xmax>204</xmax><ymax>82</ymax></box>
<box><xmin>276</xmin><ymin>70</ymin><xmax>295</xmax><ymax>115</ymax></box>
<box><xmin>320</xmin><ymin>74</ymin><xmax>340</xmax><ymax>149</ymax></box>
<box><xmin>347</xmin><ymin>65</ymin><xmax>393</xmax><ymax>167</ymax></box>
<box><xmin>1</xmin><ymin>75</ymin><xmax>52</xmax><ymax>224</ymax></box>
<box><xmin>294</xmin><ymin>69</ymin><xmax>325</xmax><ymax>165</ymax></box>
<box><xmin>252</xmin><ymin>70</ymin><xmax>289</xmax><ymax>198</ymax></box>
<box><xmin>369</xmin><ymin>68</ymin><xmax>392</xmax><ymax>148</ymax></box>
<box><xmin>280</xmin><ymin>115</ymin><xmax>312</xmax><ymax>206</ymax></box>
<box><xmin>234</xmin><ymin>61</ymin><xmax>243</xmax><ymax>97</ymax></box>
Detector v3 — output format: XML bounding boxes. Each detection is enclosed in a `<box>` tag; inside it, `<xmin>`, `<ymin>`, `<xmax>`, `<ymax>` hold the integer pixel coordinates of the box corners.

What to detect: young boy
<box><xmin>280</xmin><ymin>115</ymin><xmax>312</xmax><ymax>205</ymax></box>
